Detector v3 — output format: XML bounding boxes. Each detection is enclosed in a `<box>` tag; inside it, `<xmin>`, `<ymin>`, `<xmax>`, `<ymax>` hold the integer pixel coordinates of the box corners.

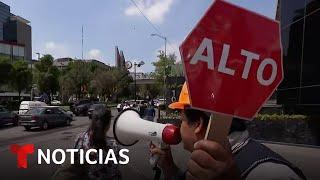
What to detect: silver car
<box><xmin>19</xmin><ymin>107</ymin><xmax>72</xmax><ymax>131</ymax></box>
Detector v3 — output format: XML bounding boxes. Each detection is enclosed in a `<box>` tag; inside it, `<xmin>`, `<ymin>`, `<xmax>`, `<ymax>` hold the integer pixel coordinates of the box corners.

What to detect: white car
<box><xmin>19</xmin><ymin>101</ymin><xmax>47</xmax><ymax>115</ymax></box>
<box><xmin>51</xmin><ymin>100</ymin><xmax>62</xmax><ymax>105</ymax></box>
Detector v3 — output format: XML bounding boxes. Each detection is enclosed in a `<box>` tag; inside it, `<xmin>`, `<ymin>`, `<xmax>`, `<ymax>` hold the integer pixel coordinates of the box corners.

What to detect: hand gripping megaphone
<box><xmin>113</xmin><ymin>108</ymin><xmax>181</xmax><ymax>146</ymax></box>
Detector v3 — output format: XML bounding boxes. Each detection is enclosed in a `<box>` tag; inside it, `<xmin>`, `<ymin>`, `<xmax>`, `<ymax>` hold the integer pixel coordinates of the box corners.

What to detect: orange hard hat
<box><xmin>169</xmin><ymin>82</ymin><xmax>190</xmax><ymax>110</ymax></box>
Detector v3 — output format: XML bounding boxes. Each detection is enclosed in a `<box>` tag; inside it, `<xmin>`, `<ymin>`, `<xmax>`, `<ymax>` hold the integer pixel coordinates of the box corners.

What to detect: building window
<box><xmin>0</xmin><ymin>43</ymin><xmax>10</xmax><ymax>55</ymax></box>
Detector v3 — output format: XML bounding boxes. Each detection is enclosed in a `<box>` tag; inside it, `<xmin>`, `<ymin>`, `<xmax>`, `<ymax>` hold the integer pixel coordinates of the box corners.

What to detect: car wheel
<box><xmin>24</xmin><ymin>126</ymin><xmax>31</xmax><ymax>131</ymax></box>
<box><xmin>65</xmin><ymin>118</ymin><xmax>71</xmax><ymax>126</ymax></box>
<box><xmin>41</xmin><ymin>121</ymin><xmax>49</xmax><ymax>130</ymax></box>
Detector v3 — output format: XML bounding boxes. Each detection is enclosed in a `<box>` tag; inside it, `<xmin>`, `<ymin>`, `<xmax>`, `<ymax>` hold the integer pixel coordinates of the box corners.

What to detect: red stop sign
<box><xmin>180</xmin><ymin>0</ymin><xmax>283</xmax><ymax>120</ymax></box>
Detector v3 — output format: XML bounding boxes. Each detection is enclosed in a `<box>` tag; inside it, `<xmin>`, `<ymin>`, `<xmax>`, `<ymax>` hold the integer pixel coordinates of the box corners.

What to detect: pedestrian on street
<box><xmin>150</xmin><ymin>82</ymin><xmax>306</xmax><ymax>180</ymax></box>
<box><xmin>53</xmin><ymin>108</ymin><xmax>121</xmax><ymax>180</ymax></box>
<box><xmin>143</xmin><ymin>104</ymin><xmax>156</xmax><ymax>122</ymax></box>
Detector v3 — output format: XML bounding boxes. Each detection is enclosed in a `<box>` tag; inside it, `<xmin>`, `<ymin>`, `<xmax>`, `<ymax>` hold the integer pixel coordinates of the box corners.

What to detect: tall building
<box><xmin>0</xmin><ymin>1</ymin><xmax>31</xmax><ymax>62</ymax></box>
<box><xmin>4</xmin><ymin>15</ymin><xmax>32</xmax><ymax>60</ymax></box>
<box><xmin>277</xmin><ymin>0</ymin><xmax>320</xmax><ymax>113</ymax></box>
<box><xmin>0</xmin><ymin>2</ymin><xmax>10</xmax><ymax>40</ymax></box>
<box><xmin>115</xmin><ymin>46</ymin><xmax>120</xmax><ymax>68</ymax></box>
<box><xmin>115</xmin><ymin>46</ymin><xmax>126</xmax><ymax>69</ymax></box>
<box><xmin>0</xmin><ymin>1</ymin><xmax>32</xmax><ymax>99</ymax></box>
<box><xmin>119</xmin><ymin>50</ymin><xmax>125</xmax><ymax>68</ymax></box>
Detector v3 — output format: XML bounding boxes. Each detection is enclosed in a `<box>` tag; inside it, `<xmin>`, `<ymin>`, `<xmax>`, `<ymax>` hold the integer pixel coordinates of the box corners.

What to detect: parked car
<box><xmin>136</xmin><ymin>100</ymin><xmax>147</xmax><ymax>106</ymax></box>
<box><xmin>18</xmin><ymin>101</ymin><xmax>47</xmax><ymax>115</ymax></box>
<box><xmin>19</xmin><ymin>107</ymin><xmax>72</xmax><ymax>131</ymax></box>
<box><xmin>74</xmin><ymin>103</ymin><xmax>93</xmax><ymax>116</ymax></box>
<box><xmin>88</xmin><ymin>103</ymin><xmax>108</xmax><ymax>119</ymax></box>
<box><xmin>0</xmin><ymin>105</ymin><xmax>19</xmax><ymax>126</ymax></box>
<box><xmin>51</xmin><ymin>100</ymin><xmax>62</xmax><ymax>106</ymax></box>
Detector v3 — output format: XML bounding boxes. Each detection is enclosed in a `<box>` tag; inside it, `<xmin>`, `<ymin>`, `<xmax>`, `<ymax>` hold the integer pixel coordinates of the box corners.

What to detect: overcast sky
<box><xmin>1</xmin><ymin>0</ymin><xmax>278</xmax><ymax>72</ymax></box>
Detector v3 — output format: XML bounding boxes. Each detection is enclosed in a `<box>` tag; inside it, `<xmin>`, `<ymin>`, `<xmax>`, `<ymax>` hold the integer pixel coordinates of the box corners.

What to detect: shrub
<box><xmin>255</xmin><ymin>114</ymin><xmax>308</xmax><ymax>121</ymax></box>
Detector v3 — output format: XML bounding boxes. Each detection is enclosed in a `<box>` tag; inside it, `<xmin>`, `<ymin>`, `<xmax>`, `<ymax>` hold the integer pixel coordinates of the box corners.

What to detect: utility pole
<box><xmin>81</xmin><ymin>25</ymin><xmax>84</xmax><ymax>60</ymax></box>
<box><xmin>151</xmin><ymin>33</ymin><xmax>168</xmax><ymax>104</ymax></box>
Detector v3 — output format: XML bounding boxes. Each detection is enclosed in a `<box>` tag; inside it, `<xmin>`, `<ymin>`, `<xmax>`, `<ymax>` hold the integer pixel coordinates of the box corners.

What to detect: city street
<box><xmin>0</xmin><ymin>109</ymin><xmax>318</xmax><ymax>179</ymax></box>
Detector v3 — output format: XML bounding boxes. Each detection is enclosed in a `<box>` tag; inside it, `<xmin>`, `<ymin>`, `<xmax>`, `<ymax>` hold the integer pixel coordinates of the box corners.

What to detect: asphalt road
<box><xmin>0</xmin><ymin>109</ymin><xmax>319</xmax><ymax>179</ymax></box>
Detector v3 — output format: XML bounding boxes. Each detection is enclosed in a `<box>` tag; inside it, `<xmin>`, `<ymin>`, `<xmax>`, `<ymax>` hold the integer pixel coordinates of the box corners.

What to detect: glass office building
<box><xmin>0</xmin><ymin>2</ymin><xmax>31</xmax><ymax>61</ymax></box>
<box><xmin>0</xmin><ymin>2</ymin><xmax>10</xmax><ymax>40</ymax></box>
<box><xmin>0</xmin><ymin>41</ymin><xmax>25</xmax><ymax>61</ymax></box>
<box><xmin>277</xmin><ymin>0</ymin><xmax>320</xmax><ymax>113</ymax></box>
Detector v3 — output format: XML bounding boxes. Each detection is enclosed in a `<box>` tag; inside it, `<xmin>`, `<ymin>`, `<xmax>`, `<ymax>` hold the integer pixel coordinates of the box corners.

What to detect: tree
<box><xmin>170</xmin><ymin>61</ymin><xmax>184</xmax><ymax>77</ymax></box>
<box><xmin>108</xmin><ymin>68</ymin><xmax>132</xmax><ymax>101</ymax></box>
<box><xmin>90</xmin><ymin>69</ymin><xmax>113</xmax><ymax>101</ymax></box>
<box><xmin>152</xmin><ymin>51</ymin><xmax>176</xmax><ymax>97</ymax></box>
<box><xmin>59</xmin><ymin>75</ymin><xmax>76</xmax><ymax>103</ymax></box>
<box><xmin>0</xmin><ymin>58</ymin><xmax>13</xmax><ymax>85</ymax></box>
<box><xmin>10</xmin><ymin>60</ymin><xmax>32</xmax><ymax>101</ymax></box>
<box><xmin>34</xmin><ymin>54</ymin><xmax>60</xmax><ymax>101</ymax></box>
<box><xmin>63</xmin><ymin>61</ymin><xmax>92</xmax><ymax>99</ymax></box>
<box><xmin>139</xmin><ymin>84</ymin><xmax>161</xmax><ymax>99</ymax></box>
<box><xmin>34</xmin><ymin>54</ymin><xmax>54</xmax><ymax>72</ymax></box>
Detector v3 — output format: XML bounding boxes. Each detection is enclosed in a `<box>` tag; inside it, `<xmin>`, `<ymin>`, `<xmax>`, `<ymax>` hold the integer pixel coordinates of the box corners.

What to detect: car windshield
<box><xmin>26</xmin><ymin>108</ymin><xmax>44</xmax><ymax>115</ymax></box>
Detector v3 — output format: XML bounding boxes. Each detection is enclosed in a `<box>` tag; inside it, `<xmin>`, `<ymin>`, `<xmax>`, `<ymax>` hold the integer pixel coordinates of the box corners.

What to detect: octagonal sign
<box><xmin>180</xmin><ymin>0</ymin><xmax>283</xmax><ymax>120</ymax></box>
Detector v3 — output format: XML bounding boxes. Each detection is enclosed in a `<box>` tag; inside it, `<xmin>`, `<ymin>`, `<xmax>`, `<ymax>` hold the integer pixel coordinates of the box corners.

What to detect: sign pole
<box><xmin>205</xmin><ymin>113</ymin><xmax>233</xmax><ymax>147</ymax></box>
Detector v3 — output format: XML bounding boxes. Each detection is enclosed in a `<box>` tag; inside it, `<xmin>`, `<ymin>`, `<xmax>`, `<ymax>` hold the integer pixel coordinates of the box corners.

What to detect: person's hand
<box><xmin>186</xmin><ymin>140</ymin><xmax>241</xmax><ymax>180</ymax></box>
<box><xmin>150</xmin><ymin>142</ymin><xmax>179</xmax><ymax>178</ymax></box>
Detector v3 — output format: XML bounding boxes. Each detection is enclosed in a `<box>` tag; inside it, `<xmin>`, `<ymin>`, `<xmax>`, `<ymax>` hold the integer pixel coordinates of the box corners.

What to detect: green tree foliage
<box><xmin>109</xmin><ymin>67</ymin><xmax>132</xmax><ymax>98</ymax></box>
<box><xmin>35</xmin><ymin>54</ymin><xmax>54</xmax><ymax>72</ymax></box>
<box><xmin>60</xmin><ymin>61</ymin><xmax>91</xmax><ymax>99</ymax></box>
<box><xmin>90</xmin><ymin>68</ymin><xmax>113</xmax><ymax>101</ymax></box>
<box><xmin>10</xmin><ymin>60</ymin><xmax>32</xmax><ymax>101</ymax></box>
<box><xmin>170</xmin><ymin>61</ymin><xmax>184</xmax><ymax>77</ymax></box>
<box><xmin>152</xmin><ymin>51</ymin><xmax>176</xmax><ymax>83</ymax></box>
<box><xmin>60</xmin><ymin>62</ymin><xmax>132</xmax><ymax>102</ymax></box>
<box><xmin>34</xmin><ymin>54</ymin><xmax>60</xmax><ymax>100</ymax></box>
<box><xmin>152</xmin><ymin>51</ymin><xmax>177</xmax><ymax>96</ymax></box>
<box><xmin>139</xmin><ymin>84</ymin><xmax>161</xmax><ymax>99</ymax></box>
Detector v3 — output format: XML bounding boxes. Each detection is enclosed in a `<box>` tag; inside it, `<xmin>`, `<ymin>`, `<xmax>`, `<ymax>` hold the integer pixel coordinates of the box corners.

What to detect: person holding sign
<box><xmin>150</xmin><ymin>83</ymin><xmax>306</xmax><ymax>180</ymax></box>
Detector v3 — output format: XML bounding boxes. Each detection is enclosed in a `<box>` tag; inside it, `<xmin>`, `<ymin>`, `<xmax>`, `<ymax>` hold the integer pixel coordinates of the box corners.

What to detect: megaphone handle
<box><xmin>149</xmin><ymin>154</ymin><xmax>160</xmax><ymax>167</ymax></box>
<box><xmin>149</xmin><ymin>142</ymin><xmax>169</xmax><ymax>167</ymax></box>
<box><xmin>153</xmin><ymin>166</ymin><xmax>161</xmax><ymax>180</ymax></box>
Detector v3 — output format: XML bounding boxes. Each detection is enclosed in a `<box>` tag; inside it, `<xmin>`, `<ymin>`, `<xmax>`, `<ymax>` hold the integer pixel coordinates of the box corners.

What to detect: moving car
<box><xmin>70</xmin><ymin>99</ymin><xmax>92</xmax><ymax>116</ymax></box>
<box><xmin>19</xmin><ymin>107</ymin><xmax>72</xmax><ymax>131</ymax></box>
<box><xmin>18</xmin><ymin>101</ymin><xmax>47</xmax><ymax>115</ymax></box>
<box><xmin>0</xmin><ymin>105</ymin><xmax>19</xmax><ymax>126</ymax></box>
<box><xmin>74</xmin><ymin>103</ymin><xmax>92</xmax><ymax>116</ymax></box>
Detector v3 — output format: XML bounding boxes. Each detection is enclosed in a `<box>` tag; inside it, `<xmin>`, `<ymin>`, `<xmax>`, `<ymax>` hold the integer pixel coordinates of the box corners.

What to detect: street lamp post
<box><xmin>134</xmin><ymin>61</ymin><xmax>145</xmax><ymax>102</ymax></box>
<box><xmin>151</xmin><ymin>33</ymin><xmax>167</xmax><ymax>57</ymax></box>
<box><xmin>151</xmin><ymin>33</ymin><xmax>168</xmax><ymax>103</ymax></box>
